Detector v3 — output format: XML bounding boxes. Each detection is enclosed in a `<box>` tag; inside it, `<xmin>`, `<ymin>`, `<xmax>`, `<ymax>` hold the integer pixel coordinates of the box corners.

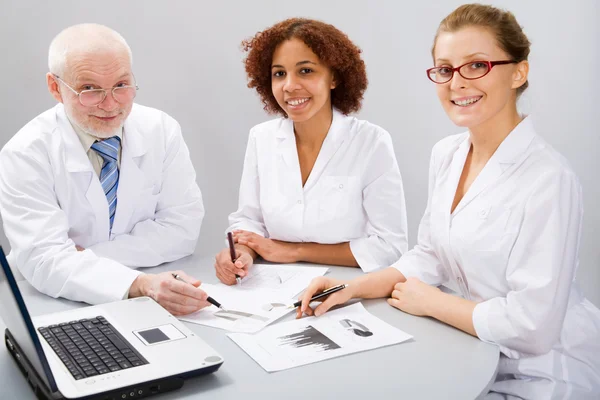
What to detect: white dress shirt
<box><xmin>70</xmin><ymin>119</ymin><xmax>122</xmax><ymax>176</ymax></box>
<box><xmin>392</xmin><ymin>117</ymin><xmax>600</xmax><ymax>399</ymax></box>
<box><xmin>228</xmin><ymin>108</ymin><xmax>408</xmax><ymax>272</ymax></box>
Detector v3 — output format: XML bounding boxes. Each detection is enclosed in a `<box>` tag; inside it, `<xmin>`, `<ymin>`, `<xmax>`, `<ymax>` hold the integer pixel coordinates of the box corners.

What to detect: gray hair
<box><xmin>48</xmin><ymin>23</ymin><xmax>133</xmax><ymax>77</ymax></box>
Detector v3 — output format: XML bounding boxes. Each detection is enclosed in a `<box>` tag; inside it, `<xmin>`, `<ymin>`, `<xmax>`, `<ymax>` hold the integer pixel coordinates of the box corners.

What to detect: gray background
<box><xmin>0</xmin><ymin>0</ymin><xmax>598</xmax><ymax>306</ymax></box>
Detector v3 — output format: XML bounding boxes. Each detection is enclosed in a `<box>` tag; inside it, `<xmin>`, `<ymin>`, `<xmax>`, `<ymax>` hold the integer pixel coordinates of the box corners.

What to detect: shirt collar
<box><xmin>67</xmin><ymin>114</ymin><xmax>123</xmax><ymax>152</ymax></box>
<box><xmin>488</xmin><ymin>115</ymin><xmax>536</xmax><ymax>165</ymax></box>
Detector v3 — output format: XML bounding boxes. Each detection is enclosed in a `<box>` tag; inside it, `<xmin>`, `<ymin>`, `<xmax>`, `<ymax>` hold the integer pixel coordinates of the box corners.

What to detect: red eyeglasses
<box><xmin>426</xmin><ymin>60</ymin><xmax>517</xmax><ymax>84</ymax></box>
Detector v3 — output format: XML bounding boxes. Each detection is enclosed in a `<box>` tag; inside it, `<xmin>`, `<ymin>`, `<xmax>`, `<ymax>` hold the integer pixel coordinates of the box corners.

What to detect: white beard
<box><xmin>65</xmin><ymin>108</ymin><xmax>123</xmax><ymax>139</ymax></box>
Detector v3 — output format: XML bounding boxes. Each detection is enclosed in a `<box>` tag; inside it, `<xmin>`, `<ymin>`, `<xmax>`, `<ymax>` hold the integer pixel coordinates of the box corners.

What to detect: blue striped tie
<box><xmin>91</xmin><ymin>136</ymin><xmax>121</xmax><ymax>231</ymax></box>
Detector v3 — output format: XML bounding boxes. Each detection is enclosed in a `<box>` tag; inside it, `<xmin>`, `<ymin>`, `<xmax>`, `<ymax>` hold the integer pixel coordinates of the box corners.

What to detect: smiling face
<box><xmin>433</xmin><ymin>26</ymin><xmax>527</xmax><ymax>130</ymax></box>
<box><xmin>49</xmin><ymin>48</ymin><xmax>134</xmax><ymax>139</ymax></box>
<box><xmin>271</xmin><ymin>38</ymin><xmax>336</xmax><ymax>123</ymax></box>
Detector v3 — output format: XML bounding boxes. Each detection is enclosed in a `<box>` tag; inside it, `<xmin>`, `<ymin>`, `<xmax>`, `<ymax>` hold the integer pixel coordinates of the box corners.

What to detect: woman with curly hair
<box><xmin>214</xmin><ymin>18</ymin><xmax>408</xmax><ymax>284</ymax></box>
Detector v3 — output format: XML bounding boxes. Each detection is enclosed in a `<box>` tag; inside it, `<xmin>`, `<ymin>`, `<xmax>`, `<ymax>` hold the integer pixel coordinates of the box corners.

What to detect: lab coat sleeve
<box><xmin>0</xmin><ymin>147</ymin><xmax>141</xmax><ymax>304</ymax></box>
<box><xmin>391</xmin><ymin>147</ymin><xmax>448</xmax><ymax>285</ymax></box>
<box><xmin>226</xmin><ymin>129</ymin><xmax>268</xmax><ymax>237</ymax></box>
<box><xmin>349</xmin><ymin>132</ymin><xmax>408</xmax><ymax>272</ymax></box>
<box><xmin>472</xmin><ymin>169</ymin><xmax>582</xmax><ymax>356</ymax></box>
<box><xmin>88</xmin><ymin>117</ymin><xmax>204</xmax><ymax>267</ymax></box>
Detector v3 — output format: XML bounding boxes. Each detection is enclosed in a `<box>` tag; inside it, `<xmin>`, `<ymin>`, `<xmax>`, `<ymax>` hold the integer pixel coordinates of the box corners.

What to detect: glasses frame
<box><xmin>426</xmin><ymin>60</ymin><xmax>517</xmax><ymax>84</ymax></box>
<box><xmin>52</xmin><ymin>74</ymin><xmax>139</xmax><ymax>106</ymax></box>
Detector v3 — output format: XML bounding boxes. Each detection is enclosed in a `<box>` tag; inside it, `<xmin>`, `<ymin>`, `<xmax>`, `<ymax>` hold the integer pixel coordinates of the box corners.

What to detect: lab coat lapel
<box><xmin>303</xmin><ymin>109</ymin><xmax>348</xmax><ymax>191</ymax></box>
<box><xmin>56</xmin><ymin>106</ymin><xmax>110</xmax><ymax>241</ymax></box>
<box><xmin>276</xmin><ymin>118</ymin><xmax>303</xmax><ymax>192</ymax></box>
<box><xmin>452</xmin><ymin>117</ymin><xmax>536</xmax><ymax>216</ymax></box>
<box><xmin>434</xmin><ymin>135</ymin><xmax>470</xmax><ymax>278</ymax></box>
<box><xmin>442</xmin><ymin>136</ymin><xmax>471</xmax><ymax>218</ymax></box>
<box><xmin>111</xmin><ymin>119</ymin><xmax>147</xmax><ymax>236</ymax></box>
<box><xmin>452</xmin><ymin>154</ymin><xmax>503</xmax><ymax>217</ymax></box>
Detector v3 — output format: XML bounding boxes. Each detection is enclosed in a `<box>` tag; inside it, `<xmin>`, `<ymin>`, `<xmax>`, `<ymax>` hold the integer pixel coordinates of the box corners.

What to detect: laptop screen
<box><xmin>0</xmin><ymin>246</ymin><xmax>58</xmax><ymax>393</ymax></box>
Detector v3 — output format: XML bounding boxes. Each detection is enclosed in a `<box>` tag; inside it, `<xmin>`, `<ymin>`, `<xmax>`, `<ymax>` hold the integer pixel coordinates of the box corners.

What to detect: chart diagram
<box><xmin>277</xmin><ymin>325</ymin><xmax>341</xmax><ymax>352</ymax></box>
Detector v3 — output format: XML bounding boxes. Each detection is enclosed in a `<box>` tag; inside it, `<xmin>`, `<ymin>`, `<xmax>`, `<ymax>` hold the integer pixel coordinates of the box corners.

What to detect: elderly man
<box><xmin>0</xmin><ymin>24</ymin><xmax>210</xmax><ymax>315</ymax></box>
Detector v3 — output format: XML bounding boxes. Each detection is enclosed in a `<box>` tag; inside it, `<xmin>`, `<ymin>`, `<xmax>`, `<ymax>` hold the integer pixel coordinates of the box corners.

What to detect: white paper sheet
<box><xmin>227</xmin><ymin>302</ymin><xmax>413</xmax><ymax>371</ymax></box>
<box><xmin>179</xmin><ymin>264</ymin><xmax>328</xmax><ymax>333</ymax></box>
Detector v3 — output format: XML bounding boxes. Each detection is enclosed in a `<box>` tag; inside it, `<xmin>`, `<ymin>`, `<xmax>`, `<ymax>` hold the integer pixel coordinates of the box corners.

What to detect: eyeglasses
<box><xmin>426</xmin><ymin>60</ymin><xmax>517</xmax><ymax>84</ymax></box>
<box><xmin>53</xmin><ymin>74</ymin><xmax>139</xmax><ymax>106</ymax></box>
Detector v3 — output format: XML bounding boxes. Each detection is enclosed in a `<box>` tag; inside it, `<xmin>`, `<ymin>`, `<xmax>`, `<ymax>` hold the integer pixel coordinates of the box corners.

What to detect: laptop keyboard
<box><xmin>38</xmin><ymin>316</ymin><xmax>148</xmax><ymax>380</ymax></box>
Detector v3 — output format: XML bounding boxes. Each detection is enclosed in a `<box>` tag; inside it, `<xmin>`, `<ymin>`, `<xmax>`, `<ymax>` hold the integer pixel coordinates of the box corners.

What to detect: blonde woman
<box><xmin>298</xmin><ymin>5</ymin><xmax>600</xmax><ymax>399</ymax></box>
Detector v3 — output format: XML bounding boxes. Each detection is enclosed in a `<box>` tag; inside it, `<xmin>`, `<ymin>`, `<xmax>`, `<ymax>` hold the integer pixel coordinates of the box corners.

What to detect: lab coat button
<box><xmin>297</xmin><ymin>200</ymin><xmax>302</xmax><ymax>204</ymax></box>
<box><xmin>478</xmin><ymin>207</ymin><xmax>490</xmax><ymax>219</ymax></box>
<box><xmin>339</xmin><ymin>184</ymin><xmax>344</xmax><ymax>189</ymax></box>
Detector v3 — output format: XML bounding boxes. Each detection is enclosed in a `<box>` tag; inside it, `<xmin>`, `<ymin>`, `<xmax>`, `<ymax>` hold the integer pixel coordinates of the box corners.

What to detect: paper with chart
<box><xmin>227</xmin><ymin>302</ymin><xmax>413</xmax><ymax>371</ymax></box>
<box><xmin>179</xmin><ymin>264</ymin><xmax>328</xmax><ymax>333</ymax></box>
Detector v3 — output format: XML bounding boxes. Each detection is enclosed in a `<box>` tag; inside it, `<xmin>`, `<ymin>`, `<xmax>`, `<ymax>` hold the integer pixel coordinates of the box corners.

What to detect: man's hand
<box><xmin>129</xmin><ymin>271</ymin><xmax>211</xmax><ymax>316</ymax></box>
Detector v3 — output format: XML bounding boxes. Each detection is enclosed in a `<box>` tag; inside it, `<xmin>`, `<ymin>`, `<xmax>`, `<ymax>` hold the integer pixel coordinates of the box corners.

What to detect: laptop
<box><xmin>0</xmin><ymin>246</ymin><xmax>224</xmax><ymax>399</ymax></box>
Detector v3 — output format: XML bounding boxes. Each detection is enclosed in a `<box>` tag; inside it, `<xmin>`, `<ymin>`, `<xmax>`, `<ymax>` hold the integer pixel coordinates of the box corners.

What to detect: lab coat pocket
<box><xmin>458</xmin><ymin>205</ymin><xmax>519</xmax><ymax>253</ymax></box>
<box><xmin>318</xmin><ymin>176</ymin><xmax>361</xmax><ymax>221</ymax></box>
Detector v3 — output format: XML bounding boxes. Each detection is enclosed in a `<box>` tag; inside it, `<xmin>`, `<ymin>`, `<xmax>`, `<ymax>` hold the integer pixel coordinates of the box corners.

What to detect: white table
<box><xmin>0</xmin><ymin>253</ymin><xmax>499</xmax><ymax>399</ymax></box>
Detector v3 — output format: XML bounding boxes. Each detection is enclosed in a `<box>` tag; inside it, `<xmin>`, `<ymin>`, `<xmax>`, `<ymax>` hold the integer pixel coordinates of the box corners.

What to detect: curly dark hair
<box><xmin>242</xmin><ymin>18</ymin><xmax>368</xmax><ymax>116</ymax></box>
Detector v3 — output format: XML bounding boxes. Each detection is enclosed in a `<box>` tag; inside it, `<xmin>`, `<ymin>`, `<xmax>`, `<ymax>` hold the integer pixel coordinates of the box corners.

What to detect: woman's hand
<box><xmin>295</xmin><ymin>276</ymin><xmax>354</xmax><ymax>318</ymax></box>
<box><xmin>387</xmin><ymin>277</ymin><xmax>440</xmax><ymax>316</ymax></box>
<box><xmin>234</xmin><ymin>230</ymin><xmax>299</xmax><ymax>263</ymax></box>
<box><xmin>214</xmin><ymin>247</ymin><xmax>254</xmax><ymax>285</ymax></box>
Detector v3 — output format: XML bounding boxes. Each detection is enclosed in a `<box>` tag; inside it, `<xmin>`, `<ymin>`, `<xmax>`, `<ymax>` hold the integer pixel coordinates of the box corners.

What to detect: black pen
<box><xmin>171</xmin><ymin>273</ymin><xmax>226</xmax><ymax>310</ymax></box>
<box><xmin>227</xmin><ymin>232</ymin><xmax>242</xmax><ymax>285</ymax></box>
<box><xmin>288</xmin><ymin>284</ymin><xmax>349</xmax><ymax>309</ymax></box>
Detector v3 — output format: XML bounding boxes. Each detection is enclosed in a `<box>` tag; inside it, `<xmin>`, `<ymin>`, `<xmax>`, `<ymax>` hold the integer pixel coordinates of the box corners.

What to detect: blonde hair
<box><xmin>432</xmin><ymin>4</ymin><xmax>531</xmax><ymax>95</ymax></box>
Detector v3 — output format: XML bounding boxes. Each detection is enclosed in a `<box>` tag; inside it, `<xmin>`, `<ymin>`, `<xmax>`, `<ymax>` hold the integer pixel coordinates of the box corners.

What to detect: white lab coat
<box><xmin>228</xmin><ymin>109</ymin><xmax>408</xmax><ymax>272</ymax></box>
<box><xmin>0</xmin><ymin>104</ymin><xmax>204</xmax><ymax>305</ymax></box>
<box><xmin>392</xmin><ymin>117</ymin><xmax>600</xmax><ymax>399</ymax></box>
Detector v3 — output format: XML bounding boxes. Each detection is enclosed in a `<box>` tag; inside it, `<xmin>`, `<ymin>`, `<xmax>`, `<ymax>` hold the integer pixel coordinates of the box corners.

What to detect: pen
<box><xmin>171</xmin><ymin>273</ymin><xmax>226</xmax><ymax>310</ymax></box>
<box><xmin>227</xmin><ymin>232</ymin><xmax>242</xmax><ymax>285</ymax></box>
<box><xmin>288</xmin><ymin>284</ymin><xmax>349</xmax><ymax>309</ymax></box>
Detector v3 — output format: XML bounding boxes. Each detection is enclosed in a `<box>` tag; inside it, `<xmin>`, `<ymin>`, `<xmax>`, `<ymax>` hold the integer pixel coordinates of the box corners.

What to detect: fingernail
<box><xmin>315</xmin><ymin>310</ymin><xmax>321</xmax><ymax>317</ymax></box>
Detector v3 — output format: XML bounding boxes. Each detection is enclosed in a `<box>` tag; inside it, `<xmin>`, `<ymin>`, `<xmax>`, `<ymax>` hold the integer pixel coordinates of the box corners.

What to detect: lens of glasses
<box><xmin>113</xmin><ymin>86</ymin><xmax>137</xmax><ymax>103</ymax></box>
<box><xmin>459</xmin><ymin>62</ymin><xmax>490</xmax><ymax>79</ymax></box>
<box><xmin>428</xmin><ymin>67</ymin><xmax>453</xmax><ymax>83</ymax></box>
<box><xmin>79</xmin><ymin>90</ymin><xmax>107</xmax><ymax>106</ymax></box>
<box><xmin>79</xmin><ymin>87</ymin><xmax>137</xmax><ymax>106</ymax></box>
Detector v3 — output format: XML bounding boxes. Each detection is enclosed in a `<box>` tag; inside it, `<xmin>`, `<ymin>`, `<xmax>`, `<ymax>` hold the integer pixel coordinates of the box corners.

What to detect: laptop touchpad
<box><xmin>133</xmin><ymin>324</ymin><xmax>186</xmax><ymax>346</ymax></box>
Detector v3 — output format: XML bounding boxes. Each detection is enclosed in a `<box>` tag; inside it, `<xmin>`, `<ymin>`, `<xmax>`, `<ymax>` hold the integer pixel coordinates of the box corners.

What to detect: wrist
<box><xmin>293</xmin><ymin>242</ymin><xmax>305</xmax><ymax>262</ymax></box>
<box><xmin>347</xmin><ymin>277</ymin><xmax>364</xmax><ymax>299</ymax></box>
<box><xmin>129</xmin><ymin>274</ymin><xmax>149</xmax><ymax>298</ymax></box>
<box><xmin>235</xmin><ymin>244</ymin><xmax>256</xmax><ymax>260</ymax></box>
<box><xmin>424</xmin><ymin>289</ymin><xmax>444</xmax><ymax>317</ymax></box>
